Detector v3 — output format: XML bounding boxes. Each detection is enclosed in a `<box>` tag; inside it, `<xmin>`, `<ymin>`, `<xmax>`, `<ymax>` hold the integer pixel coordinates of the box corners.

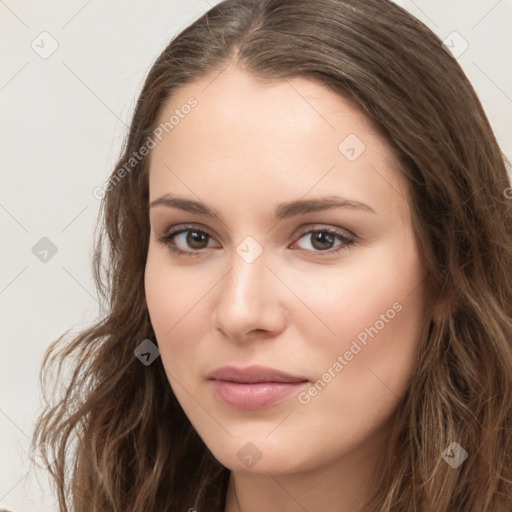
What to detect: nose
<box><xmin>212</xmin><ymin>247</ymin><xmax>287</xmax><ymax>342</ymax></box>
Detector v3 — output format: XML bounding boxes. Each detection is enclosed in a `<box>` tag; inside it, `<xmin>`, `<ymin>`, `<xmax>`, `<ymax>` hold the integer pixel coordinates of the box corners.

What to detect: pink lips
<box><xmin>208</xmin><ymin>365</ymin><xmax>309</xmax><ymax>410</ymax></box>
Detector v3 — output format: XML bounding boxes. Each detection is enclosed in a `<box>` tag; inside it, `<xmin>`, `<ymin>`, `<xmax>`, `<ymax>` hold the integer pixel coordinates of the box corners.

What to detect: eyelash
<box><xmin>156</xmin><ymin>224</ymin><xmax>356</xmax><ymax>258</ymax></box>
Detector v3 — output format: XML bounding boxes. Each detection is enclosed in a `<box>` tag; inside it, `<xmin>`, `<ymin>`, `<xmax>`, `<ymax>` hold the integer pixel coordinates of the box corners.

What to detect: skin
<box><xmin>144</xmin><ymin>63</ymin><xmax>427</xmax><ymax>512</ymax></box>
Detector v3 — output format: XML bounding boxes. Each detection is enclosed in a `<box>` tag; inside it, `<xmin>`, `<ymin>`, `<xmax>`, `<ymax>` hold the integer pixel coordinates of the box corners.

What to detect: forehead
<box><xmin>152</xmin><ymin>65</ymin><xmax>378</xmax><ymax>154</ymax></box>
<box><xmin>148</xmin><ymin>65</ymin><xmax>409</xmax><ymax>221</ymax></box>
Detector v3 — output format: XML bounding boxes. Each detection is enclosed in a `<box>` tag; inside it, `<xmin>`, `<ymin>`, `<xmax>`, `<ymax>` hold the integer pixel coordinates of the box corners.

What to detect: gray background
<box><xmin>1</xmin><ymin>0</ymin><xmax>511</xmax><ymax>509</ymax></box>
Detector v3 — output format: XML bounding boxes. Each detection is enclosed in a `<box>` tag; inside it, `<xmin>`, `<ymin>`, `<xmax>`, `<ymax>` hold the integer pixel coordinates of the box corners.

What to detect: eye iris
<box><xmin>187</xmin><ymin>230</ymin><xmax>208</xmax><ymax>249</ymax></box>
<box><xmin>311</xmin><ymin>231</ymin><xmax>335</xmax><ymax>250</ymax></box>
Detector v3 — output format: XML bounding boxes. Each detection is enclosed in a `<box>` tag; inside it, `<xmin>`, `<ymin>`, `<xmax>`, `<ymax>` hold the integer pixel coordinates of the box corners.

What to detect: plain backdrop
<box><xmin>1</xmin><ymin>0</ymin><xmax>511</xmax><ymax>510</ymax></box>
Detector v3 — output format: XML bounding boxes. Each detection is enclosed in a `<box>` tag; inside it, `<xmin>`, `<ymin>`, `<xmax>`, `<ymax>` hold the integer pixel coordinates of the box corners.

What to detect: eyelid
<box><xmin>162</xmin><ymin>223</ymin><xmax>220</xmax><ymax>244</ymax></box>
<box><xmin>159</xmin><ymin>223</ymin><xmax>353</xmax><ymax>243</ymax></box>
<box><xmin>290</xmin><ymin>225</ymin><xmax>355</xmax><ymax>254</ymax></box>
<box><xmin>157</xmin><ymin>222</ymin><xmax>357</xmax><ymax>257</ymax></box>
<box><xmin>158</xmin><ymin>224</ymin><xmax>221</xmax><ymax>254</ymax></box>
<box><xmin>292</xmin><ymin>223</ymin><xmax>356</xmax><ymax>241</ymax></box>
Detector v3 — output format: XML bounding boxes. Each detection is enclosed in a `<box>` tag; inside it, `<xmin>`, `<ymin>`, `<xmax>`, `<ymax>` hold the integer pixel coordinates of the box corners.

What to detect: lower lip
<box><xmin>209</xmin><ymin>380</ymin><xmax>308</xmax><ymax>410</ymax></box>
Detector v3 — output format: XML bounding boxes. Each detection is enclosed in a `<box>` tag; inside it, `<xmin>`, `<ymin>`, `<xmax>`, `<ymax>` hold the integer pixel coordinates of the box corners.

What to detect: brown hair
<box><xmin>32</xmin><ymin>0</ymin><xmax>512</xmax><ymax>510</ymax></box>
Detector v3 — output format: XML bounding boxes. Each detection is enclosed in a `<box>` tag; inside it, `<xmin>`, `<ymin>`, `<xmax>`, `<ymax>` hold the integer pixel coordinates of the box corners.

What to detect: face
<box><xmin>144</xmin><ymin>64</ymin><xmax>427</xmax><ymax>475</ymax></box>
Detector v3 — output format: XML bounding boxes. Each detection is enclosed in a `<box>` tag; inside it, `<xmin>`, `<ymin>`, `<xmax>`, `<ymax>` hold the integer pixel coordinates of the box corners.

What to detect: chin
<box><xmin>204</xmin><ymin>435</ymin><xmax>326</xmax><ymax>475</ymax></box>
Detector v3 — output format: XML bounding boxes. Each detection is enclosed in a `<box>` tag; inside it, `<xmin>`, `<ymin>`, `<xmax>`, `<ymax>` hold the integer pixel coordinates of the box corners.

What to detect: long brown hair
<box><xmin>32</xmin><ymin>0</ymin><xmax>512</xmax><ymax>510</ymax></box>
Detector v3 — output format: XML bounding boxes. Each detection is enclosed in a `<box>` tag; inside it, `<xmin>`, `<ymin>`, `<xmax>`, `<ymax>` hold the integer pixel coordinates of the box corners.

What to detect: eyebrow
<box><xmin>149</xmin><ymin>194</ymin><xmax>376</xmax><ymax>222</ymax></box>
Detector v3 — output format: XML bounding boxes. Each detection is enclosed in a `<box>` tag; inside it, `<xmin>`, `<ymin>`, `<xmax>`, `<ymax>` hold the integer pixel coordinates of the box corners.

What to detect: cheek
<box><xmin>297</xmin><ymin>245</ymin><xmax>426</xmax><ymax>416</ymax></box>
<box><xmin>290</xmin><ymin>234</ymin><xmax>425</xmax><ymax>383</ymax></box>
<box><xmin>300</xmin><ymin>291</ymin><xmax>424</xmax><ymax>459</ymax></box>
<box><xmin>144</xmin><ymin>250</ymin><xmax>213</xmax><ymax>378</ymax></box>
<box><xmin>289</xmin><ymin>239</ymin><xmax>424</xmax><ymax>344</ymax></box>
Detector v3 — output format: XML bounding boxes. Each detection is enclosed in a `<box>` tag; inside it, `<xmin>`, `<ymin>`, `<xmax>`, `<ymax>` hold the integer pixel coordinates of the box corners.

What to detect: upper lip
<box><xmin>208</xmin><ymin>365</ymin><xmax>308</xmax><ymax>384</ymax></box>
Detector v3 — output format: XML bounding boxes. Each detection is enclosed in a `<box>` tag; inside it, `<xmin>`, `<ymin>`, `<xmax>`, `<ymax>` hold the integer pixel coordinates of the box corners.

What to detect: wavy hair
<box><xmin>32</xmin><ymin>0</ymin><xmax>512</xmax><ymax>510</ymax></box>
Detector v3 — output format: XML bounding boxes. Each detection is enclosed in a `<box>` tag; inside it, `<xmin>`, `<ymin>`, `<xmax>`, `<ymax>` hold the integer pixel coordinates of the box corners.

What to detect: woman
<box><xmin>32</xmin><ymin>0</ymin><xmax>512</xmax><ymax>510</ymax></box>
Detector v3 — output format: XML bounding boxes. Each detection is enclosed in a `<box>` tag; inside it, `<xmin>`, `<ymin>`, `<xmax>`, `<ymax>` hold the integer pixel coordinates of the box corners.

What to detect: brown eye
<box><xmin>294</xmin><ymin>228</ymin><xmax>354</xmax><ymax>255</ymax></box>
<box><xmin>185</xmin><ymin>230</ymin><xmax>210</xmax><ymax>250</ymax></box>
<box><xmin>309</xmin><ymin>231</ymin><xmax>336</xmax><ymax>251</ymax></box>
<box><xmin>157</xmin><ymin>226</ymin><xmax>218</xmax><ymax>257</ymax></box>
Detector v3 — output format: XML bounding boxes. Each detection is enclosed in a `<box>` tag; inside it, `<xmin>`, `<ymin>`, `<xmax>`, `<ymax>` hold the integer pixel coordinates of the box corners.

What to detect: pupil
<box><xmin>313</xmin><ymin>232</ymin><xmax>334</xmax><ymax>250</ymax></box>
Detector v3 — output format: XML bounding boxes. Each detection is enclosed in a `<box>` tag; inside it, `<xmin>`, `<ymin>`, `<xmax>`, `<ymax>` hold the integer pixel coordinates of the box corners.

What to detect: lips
<box><xmin>208</xmin><ymin>365</ymin><xmax>307</xmax><ymax>383</ymax></box>
<box><xmin>208</xmin><ymin>365</ymin><xmax>309</xmax><ymax>409</ymax></box>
